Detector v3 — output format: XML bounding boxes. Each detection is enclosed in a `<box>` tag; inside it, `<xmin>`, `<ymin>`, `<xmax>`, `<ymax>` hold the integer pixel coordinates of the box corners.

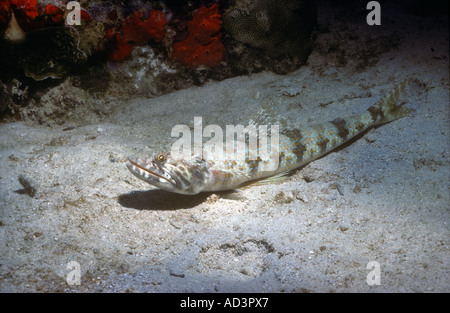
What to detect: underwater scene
<box><xmin>0</xmin><ymin>0</ymin><xmax>448</xmax><ymax>293</ymax></box>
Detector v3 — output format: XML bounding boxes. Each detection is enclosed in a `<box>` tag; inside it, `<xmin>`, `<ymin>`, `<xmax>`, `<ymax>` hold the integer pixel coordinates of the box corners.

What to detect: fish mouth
<box><xmin>127</xmin><ymin>159</ymin><xmax>176</xmax><ymax>186</ymax></box>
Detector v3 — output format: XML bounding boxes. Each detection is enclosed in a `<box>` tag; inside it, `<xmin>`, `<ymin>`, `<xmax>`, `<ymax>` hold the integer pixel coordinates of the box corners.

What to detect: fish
<box><xmin>127</xmin><ymin>81</ymin><xmax>413</xmax><ymax>195</ymax></box>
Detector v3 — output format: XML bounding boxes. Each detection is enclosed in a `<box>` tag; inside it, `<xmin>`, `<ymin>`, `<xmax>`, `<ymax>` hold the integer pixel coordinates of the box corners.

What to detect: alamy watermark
<box><xmin>65</xmin><ymin>1</ymin><xmax>82</xmax><ymax>25</ymax></box>
<box><xmin>66</xmin><ymin>1</ymin><xmax>381</xmax><ymax>27</ymax></box>
<box><xmin>366</xmin><ymin>1</ymin><xmax>381</xmax><ymax>26</ymax></box>
<box><xmin>66</xmin><ymin>261</ymin><xmax>81</xmax><ymax>286</ymax></box>
<box><xmin>170</xmin><ymin>117</ymin><xmax>280</xmax><ymax>171</ymax></box>
<box><xmin>366</xmin><ymin>261</ymin><xmax>381</xmax><ymax>286</ymax></box>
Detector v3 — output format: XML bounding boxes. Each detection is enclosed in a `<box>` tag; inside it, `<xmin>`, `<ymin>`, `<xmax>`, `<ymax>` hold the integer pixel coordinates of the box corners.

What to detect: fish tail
<box><xmin>367</xmin><ymin>80</ymin><xmax>415</xmax><ymax>126</ymax></box>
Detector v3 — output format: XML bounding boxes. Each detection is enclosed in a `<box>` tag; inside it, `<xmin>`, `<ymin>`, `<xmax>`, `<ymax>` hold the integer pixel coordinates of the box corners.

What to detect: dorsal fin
<box><xmin>249</xmin><ymin>102</ymin><xmax>290</xmax><ymax>130</ymax></box>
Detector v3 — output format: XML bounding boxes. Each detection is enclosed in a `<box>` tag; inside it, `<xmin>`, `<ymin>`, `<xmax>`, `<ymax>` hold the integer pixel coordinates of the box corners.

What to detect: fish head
<box><xmin>126</xmin><ymin>147</ymin><xmax>209</xmax><ymax>195</ymax></box>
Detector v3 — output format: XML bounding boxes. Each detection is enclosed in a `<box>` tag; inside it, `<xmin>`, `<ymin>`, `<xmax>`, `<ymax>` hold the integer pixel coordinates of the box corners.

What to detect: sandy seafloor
<box><xmin>0</xmin><ymin>4</ymin><xmax>449</xmax><ymax>292</ymax></box>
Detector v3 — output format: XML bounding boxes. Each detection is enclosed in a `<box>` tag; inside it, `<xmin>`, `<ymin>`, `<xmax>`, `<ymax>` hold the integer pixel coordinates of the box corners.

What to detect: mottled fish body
<box><xmin>127</xmin><ymin>81</ymin><xmax>412</xmax><ymax>195</ymax></box>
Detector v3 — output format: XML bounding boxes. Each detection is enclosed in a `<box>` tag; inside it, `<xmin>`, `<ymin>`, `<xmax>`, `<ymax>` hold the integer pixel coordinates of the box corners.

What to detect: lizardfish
<box><xmin>127</xmin><ymin>81</ymin><xmax>412</xmax><ymax>195</ymax></box>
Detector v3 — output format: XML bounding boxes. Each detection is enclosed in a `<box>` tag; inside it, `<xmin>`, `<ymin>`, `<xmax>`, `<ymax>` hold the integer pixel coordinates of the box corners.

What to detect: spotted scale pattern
<box><xmin>128</xmin><ymin>81</ymin><xmax>411</xmax><ymax>194</ymax></box>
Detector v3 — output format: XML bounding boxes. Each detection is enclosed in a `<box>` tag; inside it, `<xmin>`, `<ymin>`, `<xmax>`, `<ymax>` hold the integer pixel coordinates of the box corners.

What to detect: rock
<box><xmin>274</xmin><ymin>191</ymin><xmax>294</xmax><ymax>204</ymax></box>
<box><xmin>223</xmin><ymin>0</ymin><xmax>316</xmax><ymax>74</ymax></box>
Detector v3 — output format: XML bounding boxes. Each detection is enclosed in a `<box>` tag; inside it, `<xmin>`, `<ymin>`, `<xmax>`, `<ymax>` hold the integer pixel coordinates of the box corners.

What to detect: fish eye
<box><xmin>155</xmin><ymin>153</ymin><xmax>166</xmax><ymax>163</ymax></box>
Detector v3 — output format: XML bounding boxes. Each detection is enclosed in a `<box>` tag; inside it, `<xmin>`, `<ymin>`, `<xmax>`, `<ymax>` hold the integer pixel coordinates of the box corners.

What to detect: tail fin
<box><xmin>368</xmin><ymin>80</ymin><xmax>415</xmax><ymax>126</ymax></box>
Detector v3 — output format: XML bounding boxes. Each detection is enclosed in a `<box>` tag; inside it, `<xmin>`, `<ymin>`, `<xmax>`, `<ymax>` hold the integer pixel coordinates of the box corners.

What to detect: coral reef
<box><xmin>3</xmin><ymin>0</ymin><xmax>64</xmax><ymax>32</ymax></box>
<box><xmin>172</xmin><ymin>3</ymin><xmax>224</xmax><ymax>67</ymax></box>
<box><xmin>223</xmin><ymin>0</ymin><xmax>316</xmax><ymax>57</ymax></box>
<box><xmin>0</xmin><ymin>0</ymin><xmax>316</xmax><ymax>81</ymax></box>
<box><xmin>223</xmin><ymin>0</ymin><xmax>316</xmax><ymax>74</ymax></box>
<box><xmin>107</xmin><ymin>32</ymin><xmax>133</xmax><ymax>62</ymax></box>
<box><xmin>107</xmin><ymin>46</ymin><xmax>177</xmax><ymax>96</ymax></box>
<box><xmin>0</xmin><ymin>0</ymin><xmax>317</xmax><ymax>121</ymax></box>
<box><xmin>19</xmin><ymin>27</ymin><xmax>84</xmax><ymax>80</ymax></box>
<box><xmin>108</xmin><ymin>9</ymin><xmax>166</xmax><ymax>62</ymax></box>
<box><xmin>123</xmin><ymin>10</ymin><xmax>166</xmax><ymax>44</ymax></box>
<box><xmin>0</xmin><ymin>0</ymin><xmax>104</xmax><ymax>81</ymax></box>
<box><xmin>43</xmin><ymin>3</ymin><xmax>64</xmax><ymax>23</ymax></box>
<box><xmin>11</xmin><ymin>0</ymin><xmax>38</xmax><ymax>20</ymax></box>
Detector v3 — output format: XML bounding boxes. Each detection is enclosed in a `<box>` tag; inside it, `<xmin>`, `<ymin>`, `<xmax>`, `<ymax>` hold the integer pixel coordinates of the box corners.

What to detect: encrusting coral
<box><xmin>108</xmin><ymin>9</ymin><xmax>166</xmax><ymax>62</ymax></box>
<box><xmin>172</xmin><ymin>3</ymin><xmax>224</xmax><ymax>67</ymax></box>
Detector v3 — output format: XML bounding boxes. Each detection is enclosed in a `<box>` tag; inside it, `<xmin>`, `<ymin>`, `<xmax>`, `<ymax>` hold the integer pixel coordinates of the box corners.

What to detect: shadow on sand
<box><xmin>118</xmin><ymin>188</ymin><xmax>246</xmax><ymax>211</ymax></box>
